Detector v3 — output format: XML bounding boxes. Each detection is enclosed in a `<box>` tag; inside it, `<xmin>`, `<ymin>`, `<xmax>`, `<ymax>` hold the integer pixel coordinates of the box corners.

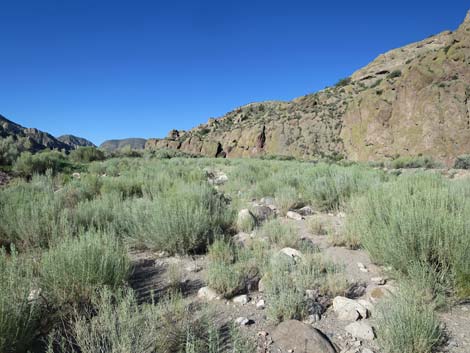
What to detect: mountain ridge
<box><xmin>146</xmin><ymin>11</ymin><xmax>470</xmax><ymax>166</ymax></box>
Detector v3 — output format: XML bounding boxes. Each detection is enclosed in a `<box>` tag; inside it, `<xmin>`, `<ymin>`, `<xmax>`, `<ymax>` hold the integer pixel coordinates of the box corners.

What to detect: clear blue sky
<box><xmin>0</xmin><ymin>1</ymin><xmax>468</xmax><ymax>145</ymax></box>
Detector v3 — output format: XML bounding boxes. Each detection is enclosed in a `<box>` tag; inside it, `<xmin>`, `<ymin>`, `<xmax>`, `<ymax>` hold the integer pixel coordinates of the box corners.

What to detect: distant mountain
<box><xmin>0</xmin><ymin>114</ymin><xmax>71</xmax><ymax>152</ymax></box>
<box><xmin>147</xmin><ymin>11</ymin><xmax>470</xmax><ymax>166</ymax></box>
<box><xmin>99</xmin><ymin>138</ymin><xmax>147</xmax><ymax>151</ymax></box>
<box><xmin>57</xmin><ymin>135</ymin><xmax>96</xmax><ymax>149</ymax></box>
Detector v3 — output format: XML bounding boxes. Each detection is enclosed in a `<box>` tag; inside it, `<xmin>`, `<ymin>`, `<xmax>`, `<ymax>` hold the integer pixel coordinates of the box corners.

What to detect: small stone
<box><xmin>286</xmin><ymin>211</ymin><xmax>303</xmax><ymax>221</ymax></box>
<box><xmin>28</xmin><ymin>288</ymin><xmax>41</xmax><ymax>302</ymax></box>
<box><xmin>280</xmin><ymin>247</ymin><xmax>303</xmax><ymax>259</ymax></box>
<box><xmin>72</xmin><ymin>172</ymin><xmax>81</xmax><ymax>179</ymax></box>
<box><xmin>232</xmin><ymin>294</ymin><xmax>250</xmax><ymax>305</ymax></box>
<box><xmin>258</xmin><ymin>276</ymin><xmax>266</xmax><ymax>292</ymax></box>
<box><xmin>251</xmin><ymin>204</ymin><xmax>275</xmax><ymax>223</ymax></box>
<box><xmin>361</xmin><ymin>349</ymin><xmax>374</xmax><ymax>353</ymax></box>
<box><xmin>185</xmin><ymin>263</ymin><xmax>202</xmax><ymax>272</ymax></box>
<box><xmin>235</xmin><ymin>317</ymin><xmax>253</xmax><ymax>326</ymax></box>
<box><xmin>256</xmin><ymin>299</ymin><xmax>265</xmax><ymax>309</ymax></box>
<box><xmin>371</xmin><ymin>277</ymin><xmax>386</xmax><ymax>285</ymax></box>
<box><xmin>197</xmin><ymin>286</ymin><xmax>220</xmax><ymax>301</ymax></box>
<box><xmin>297</xmin><ymin>206</ymin><xmax>314</xmax><ymax>216</ymax></box>
<box><xmin>345</xmin><ymin>322</ymin><xmax>375</xmax><ymax>341</ymax></box>
<box><xmin>357</xmin><ymin>263</ymin><xmax>368</xmax><ymax>273</ymax></box>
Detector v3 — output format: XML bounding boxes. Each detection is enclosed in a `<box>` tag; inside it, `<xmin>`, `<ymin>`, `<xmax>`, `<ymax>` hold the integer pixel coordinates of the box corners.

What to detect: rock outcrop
<box><xmin>57</xmin><ymin>135</ymin><xmax>96</xmax><ymax>149</ymax></box>
<box><xmin>99</xmin><ymin>138</ymin><xmax>147</xmax><ymax>151</ymax></box>
<box><xmin>147</xmin><ymin>12</ymin><xmax>470</xmax><ymax>166</ymax></box>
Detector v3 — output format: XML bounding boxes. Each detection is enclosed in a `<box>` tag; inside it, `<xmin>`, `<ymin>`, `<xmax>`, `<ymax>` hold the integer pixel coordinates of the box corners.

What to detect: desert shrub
<box><xmin>387</xmin><ymin>70</ymin><xmax>402</xmax><ymax>79</ymax></box>
<box><xmin>307</xmin><ymin>217</ymin><xmax>329</xmax><ymax>236</ymax></box>
<box><xmin>13</xmin><ymin>150</ymin><xmax>73</xmax><ymax>177</ymax></box>
<box><xmin>206</xmin><ymin>239</ymin><xmax>259</xmax><ymax>298</ymax></box>
<box><xmin>0</xmin><ymin>248</ymin><xmax>40</xmax><ymax>353</ymax></box>
<box><xmin>306</xmin><ymin>164</ymin><xmax>385</xmax><ymax>211</ymax></box>
<box><xmin>454</xmin><ymin>154</ymin><xmax>470</xmax><ymax>169</ymax></box>
<box><xmin>40</xmin><ymin>231</ymin><xmax>130</xmax><ymax>306</ymax></box>
<box><xmin>69</xmin><ymin>146</ymin><xmax>105</xmax><ymax>163</ymax></box>
<box><xmin>256</xmin><ymin>218</ymin><xmax>298</xmax><ymax>248</ymax></box>
<box><xmin>275</xmin><ymin>186</ymin><xmax>300</xmax><ymax>215</ymax></box>
<box><xmin>263</xmin><ymin>254</ymin><xmax>307</xmax><ymax>322</ymax></box>
<box><xmin>48</xmin><ymin>288</ymin><xmax>254</xmax><ymax>353</ymax></box>
<box><xmin>57</xmin><ymin>174</ymin><xmax>103</xmax><ymax>208</ymax></box>
<box><xmin>100</xmin><ymin>176</ymin><xmax>143</xmax><ymax>198</ymax></box>
<box><xmin>335</xmin><ymin>77</ymin><xmax>351</xmax><ymax>87</ymax></box>
<box><xmin>387</xmin><ymin>155</ymin><xmax>442</xmax><ymax>169</ymax></box>
<box><xmin>377</xmin><ymin>282</ymin><xmax>442</xmax><ymax>353</ymax></box>
<box><xmin>124</xmin><ymin>183</ymin><xmax>234</xmax><ymax>254</ymax></box>
<box><xmin>0</xmin><ymin>177</ymin><xmax>68</xmax><ymax>248</ymax></box>
<box><xmin>347</xmin><ymin>173</ymin><xmax>470</xmax><ymax>299</ymax></box>
<box><xmin>0</xmin><ymin>136</ymin><xmax>20</xmax><ymax>166</ymax></box>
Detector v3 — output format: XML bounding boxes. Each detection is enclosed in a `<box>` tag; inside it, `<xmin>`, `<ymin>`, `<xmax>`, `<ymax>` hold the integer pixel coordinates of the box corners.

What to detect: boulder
<box><xmin>286</xmin><ymin>211</ymin><xmax>303</xmax><ymax>221</ymax></box>
<box><xmin>197</xmin><ymin>286</ymin><xmax>220</xmax><ymax>301</ymax></box>
<box><xmin>237</xmin><ymin>209</ymin><xmax>256</xmax><ymax>231</ymax></box>
<box><xmin>279</xmin><ymin>247</ymin><xmax>303</xmax><ymax>260</ymax></box>
<box><xmin>233</xmin><ymin>232</ymin><xmax>253</xmax><ymax>247</ymax></box>
<box><xmin>251</xmin><ymin>204</ymin><xmax>275</xmax><ymax>223</ymax></box>
<box><xmin>333</xmin><ymin>296</ymin><xmax>369</xmax><ymax>321</ymax></box>
<box><xmin>232</xmin><ymin>294</ymin><xmax>250</xmax><ymax>305</ymax></box>
<box><xmin>345</xmin><ymin>322</ymin><xmax>375</xmax><ymax>341</ymax></box>
<box><xmin>271</xmin><ymin>320</ymin><xmax>337</xmax><ymax>353</ymax></box>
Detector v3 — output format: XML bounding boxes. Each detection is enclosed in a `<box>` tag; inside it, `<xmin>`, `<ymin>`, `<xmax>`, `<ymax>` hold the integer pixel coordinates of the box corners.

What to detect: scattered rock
<box><xmin>357</xmin><ymin>263</ymin><xmax>368</xmax><ymax>273</ymax></box>
<box><xmin>256</xmin><ymin>299</ymin><xmax>265</xmax><ymax>309</ymax></box>
<box><xmin>251</xmin><ymin>204</ymin><xmax>275</xmax><ymax>223</ymax></box>
<box><xmin>286</xmin><ymin>211</ymin><xmax>303</xmax><ymax>221</ymax></box>
<box><xmin>72</xmin><ymin>172</ymin><xmax>81</xmax><ymax>179</ymax></box>
<box><xmin>370</xmin><ymin>277</ymin><xmax>386</xmax><ymax>285</ymax></box>
<box><xmin>297</xmin><ymin>205</ymin><xmax>314</xmax><ymax>216</ymax></box>
<box><xmin>232</xmin><ymin>294</ymin><xmax>250</xmax><ymax>305</ymax></box>
<box><xmin>185</xmin><ymin>263</ymin><xmax>202</xmax><ymax>273</ymax></box>
<box><xmin>280</xmin><ymin>247</ymin><xmax>303</xmax><ymax>260</ymax></box>
<box><xmin>333</xmin><ymin>296</ymin><xmax>369</xmax><ymax>321</ymax></box>
<box><xmin>28</xmin><ymin>288</ymin><xmax>42</xmax><ymax>303</ymax></box>
<box><xmin>260</xmin><ymin>197</ymin><xmax>276</xmax><ymax>207</ymax></box>
<box><xmin>197</xmin><ymin>287</ymin><xmax>220</xmax><ymax>301</ymax></box>
<box><xmin>345</xmin><ymin>322</ymin><xmax>375</xmax><ymax>341</ymax></box>
<box><xmin>258</xmin><ymin>276</ymin><xmax>266</xmax><ymax>292</ymax></box>
<box><xmin>233</xmin><ymin>232</ymin><xmax>253</xmax><ymax>247</ymax></box>
<box><xmin>235</xmin><ymin>317</ymin><xmax>254</xmax><ymax>326</ymax></box>
<box><xmin>206</xmin><ymin>170</ymin><xmax>228</xmax><ymax>185</ymax></box>
<box><xmin>272</xmin><ymin>320</ymin><xmax>337</xmax><ymax>353</ymax></box>
<box><xmin>237</xmin><ymin>209</ymin><xmax>257</xmax><ymax>229</ymax></box>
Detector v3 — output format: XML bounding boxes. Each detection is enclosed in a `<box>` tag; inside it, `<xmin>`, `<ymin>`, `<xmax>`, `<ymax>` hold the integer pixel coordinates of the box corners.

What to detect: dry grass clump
<box><xmin>256</xmin><ymin>218</ymin><xmax>298</xmax><ymax>248</ymax></box>
<box><xmin>0</xmin><ymin>248</ymin><xmax>40</xmax><ymax>353</ymax></box>
<box><xmin>40</xmin><ymin>231</ymin><xmax>130</xmax><ymax>307</ymax></box>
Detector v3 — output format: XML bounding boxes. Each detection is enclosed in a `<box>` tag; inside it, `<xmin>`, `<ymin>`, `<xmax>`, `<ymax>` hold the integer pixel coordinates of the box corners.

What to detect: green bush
<box><xmin>335</xmin><ymin>77</ymin><xmax>352</xmax><ymax>87</ymax></box>
<box><xmin>48</xmin><ymin>288</ymin><xmax>254</xmax><ymax>353</ymax></box>
<box><xmin>69</xmin><ymin>146</ymin><xmax>105</xmax><ymax>163</ymax></box>
<box><xmin>387</xmin><ymin>70</ymin><xmax>402</xmax><ymax>79</ymax></box>
<box><xmin>454</xmin><ymin>154</ymin><xmax>470</xmax><ymax>169</ymax></box>
<box><xmin>377</xmin><ymin>282</ymin><xmax>442</xmax><ymax>353</ymax></box>
<box><xmin>256</xmin><ymin>218</ymin><xmax>298</xmax><ymax>248</ymax></box>
<box><xmin>0</xmin><ymin>248</ymin><xmax>39</xmax><ymax>353</ymax></box>
<box><xmin>40</xmin><ymin>231</ymin><xmax>130</xmax><ymax>306</ymax></box>
<box><xmin>206</xmin><ymin>239</ymin><xmax>259</xmax><ymax>298</ymax></box>
<box><xmin>0</xmin><ymin>177</ymin><xmax>68</xmax><ymax>249</ymax></box>
<box><xmin>124</xmin><ymin>183</ymin><xmax>234</xmax><ymax>254</ymax></box>
<box><xmin>0</xmin><ymin>136</ymin><xmax>20</xmax><ymax>166</ymax></box>
<box><xmin>347</xmin><ymin>174</ymin><xmax>470</xmax><ymax>299</ymax></box>
<box><xmin>13</xmin><ymin>150</ymin><xmax>73</xmax><ymax>177</ymax></box>
<box><xmin>387</xmin><ymin>156</ymin><xmax>442</xmax><ymax>169</ymax></box>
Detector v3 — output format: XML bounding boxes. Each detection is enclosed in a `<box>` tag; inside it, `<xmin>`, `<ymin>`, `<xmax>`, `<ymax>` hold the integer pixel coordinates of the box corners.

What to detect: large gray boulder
<box><xmin>271</xmin><ymin>320</ymin><xmax>337</xmax><ymax>353</ymax></box>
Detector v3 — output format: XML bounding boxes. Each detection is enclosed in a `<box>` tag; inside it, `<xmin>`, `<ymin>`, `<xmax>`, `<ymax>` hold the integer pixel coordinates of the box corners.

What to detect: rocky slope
<box><xmin>147</xmin><ymin>11</ymin><xmax>470</xmax><ymax>166</ymax></box>
<box><xmin>0</xmin><ymin>114</ymin><xmax>71</xmax><ymax>152</ymax></box>
<box><xmin>57</xmin><ymin>135</ymin><xmax>96</xmax><ymax>149</ymax></box>
<box><xmin>99</xmin><ymin>138</ymin><xmax>147</xmax><ymax>151</ymax></box>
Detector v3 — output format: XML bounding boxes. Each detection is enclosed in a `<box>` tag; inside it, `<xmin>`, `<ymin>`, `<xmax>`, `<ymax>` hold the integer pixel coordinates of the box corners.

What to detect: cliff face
<box><xmin>147</xmin><ymin>12</ymin><xmax>470</xmax><ymax>165</ymax></box>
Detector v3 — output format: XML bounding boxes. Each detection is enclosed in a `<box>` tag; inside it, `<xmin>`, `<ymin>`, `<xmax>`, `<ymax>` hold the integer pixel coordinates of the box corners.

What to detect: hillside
<box><xmin>57</xmin><ymin>135</ymin><xmax>96</xmax><ymax>149</ymax></box>
<box><xmin>0</xmin><ymin>114</ymin><xmax>71</xmax><ymax>152</ymax></box>
<box><xmin>147</xmin><ymin>11</ymin><xmax>470</xmax><ymax>166</ymax></box>
<box><xmin>99</xmin><ymin>138</ymin><xmax>147</xmax><ymax>151</ymax></box>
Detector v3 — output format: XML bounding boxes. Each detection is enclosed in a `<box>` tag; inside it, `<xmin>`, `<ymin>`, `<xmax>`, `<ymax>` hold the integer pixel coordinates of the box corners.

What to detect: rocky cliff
<box><xmin>99</xmin><ymin>138</ymin><xmax>147</xmax><ymax>151</ymax></box>
<box><xmin>146</xmin><ymin>11</ymin><xmax>470</xmax><ymax>166</ymax></box>
<box><xmin>57</xmin><ymin>135</ymin><xmax>96</xmax><ymax>149</ymax></box>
